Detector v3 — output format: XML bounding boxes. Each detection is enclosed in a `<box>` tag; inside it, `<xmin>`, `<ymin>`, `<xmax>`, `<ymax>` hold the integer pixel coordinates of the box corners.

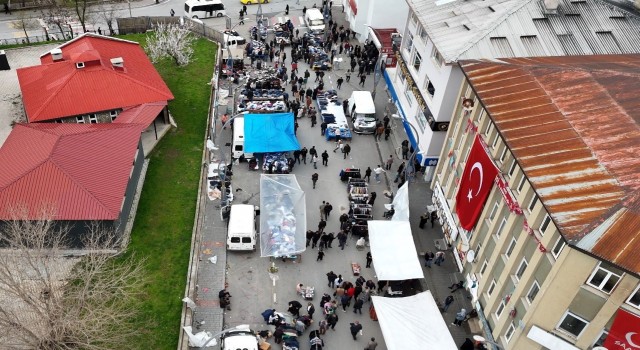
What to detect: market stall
<box><xmin>244</xmin><ymin>112</ymin><xmax>300</xmax><ymax>154</ymax></box>
<box><xmin>367</xmin><ymin>220</ymin><xmax>424</xmax><ymax>281</ymax></box>
<box><xmin>347</xmin><ymin>178</ymin><xmax>369</xmax><ymax>203</ymax></box>
<box><xmin>260</xmin><ymin>175</ymin><xmax>306</xmax><ymax>258</ymax></box>
<box><xmin>371</xmin><ymin>292</ymin><xmax>457</xmax><ymax>350</ymax></box>
<box><xmin>316</xmin><ymin>91</ymin><xmax>351</xmax><ymax>141</ymax></box>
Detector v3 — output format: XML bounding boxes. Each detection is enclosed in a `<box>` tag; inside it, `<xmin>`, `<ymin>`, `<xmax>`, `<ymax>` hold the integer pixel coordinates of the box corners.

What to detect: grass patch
<box><xmin>117</xmin><ymin>33</ymin><xmax>216</xmax><ymax>349</ymax></box>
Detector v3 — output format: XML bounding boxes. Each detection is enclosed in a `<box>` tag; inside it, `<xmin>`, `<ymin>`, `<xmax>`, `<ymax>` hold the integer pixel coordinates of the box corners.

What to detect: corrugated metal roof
<box><xmin>407</xmin><ymin>0</ymin><xmax>640</xmax><ymax>62</ymax></box>
<box><xmin>17</xmin><ymin>34</ymin><xmax>173</xmax><ymax>122</ymax></box>
<box><xmin>459</xmin><ymin>54</ymin><xmax>640</xmax><ymax>274</ymax></box>
<box><xmin>0</xmin><ymin>123</ymin><xmax>145</xmax><ymax>221</ymax></box>
<box><xmin>112</xmin><ymin>101</ymin><xmax>167</xmax><ymax>127</ymax></box>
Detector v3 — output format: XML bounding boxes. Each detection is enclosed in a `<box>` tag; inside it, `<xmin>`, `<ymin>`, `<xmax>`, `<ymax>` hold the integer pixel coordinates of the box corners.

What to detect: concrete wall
<box><xmin>114</xmin><ymin>139</ymin><xmax>145</xmax><ymax>234</ymax></box>
<box><xmin>344</xmin><ymin>0</ymin><xmax>409</xmax><ymax>42</ymax></box>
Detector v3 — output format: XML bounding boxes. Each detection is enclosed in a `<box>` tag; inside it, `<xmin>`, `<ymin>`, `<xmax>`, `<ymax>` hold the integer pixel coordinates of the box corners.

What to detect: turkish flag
<box><xmin>455</xmin><ymin>135</ymin><xmax>499</xmax><ymax>230</ymax></box>
<box><xmin>604</xmin><ymin>309</ymin><xmax>640</xmax><ymax>350</ymax></box>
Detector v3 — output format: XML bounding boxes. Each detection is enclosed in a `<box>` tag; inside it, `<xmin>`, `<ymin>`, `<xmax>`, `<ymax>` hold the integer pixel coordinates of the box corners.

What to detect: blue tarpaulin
<box><xmin>244</xmin><ymin>113</ymin><xmax>301</xmax><ymax>153</ymax></box>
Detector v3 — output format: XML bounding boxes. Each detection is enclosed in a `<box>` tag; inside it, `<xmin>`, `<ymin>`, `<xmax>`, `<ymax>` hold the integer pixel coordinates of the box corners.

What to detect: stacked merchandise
<box><xmin>238</xmin><ymin>88</ymin><xmax>287</xmax><ymax>113</ymax></box>
<box><xmin>273</xmin><ymin>22</ymin><xmax>292</xmax><ymax>45</ymax></box>
<box><xmin>348</xmin><ymin>178</ymin><xmax>369</xmax><ymax>203</ymax></box>
<box><xmin>246</xmin><ymin>40</ymin><xmax>268</xmax><ymax>60</ymax></box>
<box><xmin>347</xmin><ymin>178</ymin><xmax>372</xmax><ymax>238</ymax></box>
<box><xmin>249</xmin><ymin>20</ymin><xmax>268</xmax><ymax>42</ymax></box>
<box><xmin>316</xmin><ymin>90</ymin><xmax>351</xmax><ymax>141</ymax></box>
<box><xmin>262</xmin><ymin>153</ymin><xmax>290</xmax><ymax>174</ymax></box>
<box><xmin>302</xmin><ymin>32</ymin><xmax>331</xmax><ymax>71</ymax></box>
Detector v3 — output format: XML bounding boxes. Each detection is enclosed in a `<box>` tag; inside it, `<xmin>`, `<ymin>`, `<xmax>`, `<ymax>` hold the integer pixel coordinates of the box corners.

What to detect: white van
<box><xmin>223</xmin><ymin>30</ymin><xmax>247</xmax><ymax>47</ymax></box>
<box><xmin>348</xmin><ymin>91</ymin><xmax>377</xmax><ymax>134</ymax></box>
<box><xmin>305</xmin><ymin>8</ymin><xmax>325</xmax><ymax>34</ymax></box>
<box><xmin>227</xmin><ymin>204</ymin><xmax>257</xmax><ymax>251</ymax></box>
<box><xmin>232</xmin><ymin>117</ymin><xmax>253</xmax><ymax>159</ymax></box>
<box><xmin>184</xmin><ymin>0</ymin><xmax>226</xmax><ymax>19</ymax></box>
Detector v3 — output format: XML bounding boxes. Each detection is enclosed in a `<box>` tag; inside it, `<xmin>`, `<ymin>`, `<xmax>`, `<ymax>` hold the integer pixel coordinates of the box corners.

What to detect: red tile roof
<box><xmin>113</xmin><ymin>101</ymin><xmax>167</xmax><ymax>127</ymax></box>
<box><xmin>459</xmin><ymin>55</ymin><xmax>640</xmax><ymax>273</ymax></box>
<box><xmin>17</xmin><ymin>33</ymin><xmax>173</xmax><ymax>123</ymax></box>
<box><xmin>0</xmin><ymin>123</ymin><xmax>145</xmax><ymax>220</ymax></box>
<box><xmin>371</xmin><ymin>28</ymin><xmax>399</xmax><ymax>54</ymax></box>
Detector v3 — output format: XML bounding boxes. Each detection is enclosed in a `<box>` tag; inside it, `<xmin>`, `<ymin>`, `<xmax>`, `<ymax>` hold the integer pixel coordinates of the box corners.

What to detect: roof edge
<box><xmin>39</xmin><ymin>33</ymin><xmax>141</xmax><ymax>59</ymax></box>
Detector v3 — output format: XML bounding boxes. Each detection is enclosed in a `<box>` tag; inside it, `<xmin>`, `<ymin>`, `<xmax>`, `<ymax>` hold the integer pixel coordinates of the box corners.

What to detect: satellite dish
<box><xmin>466</xmin><ymin>250</ymin><xmax>475</xmax><ymax>262</ymax></box>
<box><xmin>460</xmin><ymin>241</ymin><xmax>470</xmax><ymax>252</ymax></box>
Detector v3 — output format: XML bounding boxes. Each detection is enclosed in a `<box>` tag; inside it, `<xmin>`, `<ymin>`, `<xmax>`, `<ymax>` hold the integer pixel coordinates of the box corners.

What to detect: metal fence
<box><xmin>0</xmin><ymin>28</ymin><xmax>122</xmax><ymax>47</ymax></box>
<box><xmin>117</xmin><ymin>16</ymin><xmax>225</xmax><ymax>43</ymax></box>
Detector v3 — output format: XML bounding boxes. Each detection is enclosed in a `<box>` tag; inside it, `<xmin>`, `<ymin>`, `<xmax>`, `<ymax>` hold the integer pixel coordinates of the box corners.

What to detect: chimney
<box><xmin>110</xmin><ymin>57</ymin><xmax>124</xmax><ymax>68</ymax></box>
<box><xmin>543</xmin><ymin>0</ymin><xmax>559</xmax><ymax>14</ymax></box>
<box><xmin>51</xmin><ymin>48</ymin><xmax>63</xmax><ymax>61</ymax></box>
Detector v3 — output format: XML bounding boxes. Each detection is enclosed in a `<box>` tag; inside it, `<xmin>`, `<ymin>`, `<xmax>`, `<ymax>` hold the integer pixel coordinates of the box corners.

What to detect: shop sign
<box><xmin>434</xmin><ymin>181</ymin><xmax>459</xmax><ymax>241</ymax></box>
<box><xmin>396</xmin><ymin>52</ymin><xmax>428</xmax><ymax>112</ymax></box>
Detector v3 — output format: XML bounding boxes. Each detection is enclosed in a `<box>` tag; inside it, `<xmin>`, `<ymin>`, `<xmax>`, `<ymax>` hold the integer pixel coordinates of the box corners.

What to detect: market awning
<box><xmin>390</xmin><ymin>182</ymin><xmax>409</xmax><ymax>221</ymax></box>
<box><xmin>368</xmin><ymin>220</ymin><xmax>424</xmax><ymax>280</ymax></box>
<box><xmin>372</xmin><ymin>292</ymin><xmax>457</xmax><ymax>350</ymax></box>
<box><xmin>244</xmin><ymin>112</ymin><xmax>300</xmax><ymax>153</ymax></box>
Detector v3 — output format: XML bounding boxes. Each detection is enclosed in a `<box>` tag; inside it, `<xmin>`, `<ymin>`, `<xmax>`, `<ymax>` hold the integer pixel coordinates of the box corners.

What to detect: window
<box><xmin>424</xmin><ymin>78</ymin><xmax>435</xmax><ymax>98</ymax></box>
<box><xmin>76</xmin><ymin>116</ymin><xmax>85</xmax><ymax>124</ymax></box>
<box><xmin>416</xmin><ymin>110</ymin><xmax>428</xmax><ymax>132</ymax></box>
<box><xmin>505</xmin><ymin>322</ymin><xmax>516</xmax><ymax>343</ymax></box>
<box><xmin>405</xmin><ymin>33</ymin><xmax>414</xmax><ymax>54</ymax></box>
<box><xmin>515</xmin><ymin>258</ymin><xmax>528</xmax><ymax>281</ymax></box>
<box><xmin>495</xmin><ymin>300</ymin><xmax>506</xmax><ymax>319</ymax></box>
<box><xmin>539</xmin><ymin>214</ymin><xmax>551</xmax><ymax>235</ymax></box>
<box><xmin>593</xmin><ymin>330</ymin><xmax>609</xmax><ymax>348</ymax></box>
<box><xmin>495</xmin><ymin>217</ymin><xmax>507</xmax><ymax>238</ymax></box>
<box><xmin>413</xmin><ymin>52</ymin><xmax>422</xmax><ymax>71</ymax></box>
<box><xmin>110</xmin><ymin>110</ymin><xmax>118</xmax><ymax>121</ymax></box>
<box><xmin>505</xmin><ymin>238</ymin><xmax>517</xmax><ymax>258</ymax></box>
<box><xmin>489</xmin><ymin>202</ymin><xmax>499</xmax><ymax>222</ymax></box>
<box><xmin>404</xmin><ymin>84</ymin><xmax>413</xmax><ymax>106</ymax></box>
<box><xmin>487</xmin><ymin>279</ymin><xmax>497</xmax><ymax>297</ymax></box>
<box><xmin>499</xmin><ymin>148</ymin><xmax>508</xmax><ymax>164</ymax></box>
<box><xmin>508</xmin><ymin>160</ymin><xmax>517</xmax><ymax>177</ymax></box>
<box><xmin>517</xmin><ymin>175</ymin><xmax>526</xmax><ymax>193</ymax></box>
<box><xmin>492</xmin><ymin>133</ymin><xmax>500</xmax><ymax>148</ymax></box>
<box><xmin>89</xmin><ymin>114</ymin><xmax>98</xmax><ymax>124</ymax></box>
<box><xmin>587</xmin><ymin>263</ymin><xmax>622</xmax><ymax>294</ymax></box>
<box><xmin>551</xmin><ymin>237</ymin><xmax>566</xmax><ymax>259</ymax></box>
<box><xmin>480</xmin><ymin>259</ymin><xmax>489</xmax><ymax>275</ymax></box>
<box><xmin>431</xmin><ymin>46</ymin><xmax>444</xmax><ymax>66</ymax></box>
<box><xmin>528</xmin><ymin>195</ymin><xmax>539</xmax><ymax>212</ymax></box>
<box><xmin>526</xmin><ymin>281</ymin><xmax>540</xmax><ymax>304</ymax></box>
<box><xmin>557</xmin><ymin>311</ymin><xmax>589</xmax><ymax>338</ymax></box>
<box><xmin>484</xmin><ymin>121</ymin><xmax>493</xmax><ymax>136</ymax></box>
<box><xmin>419</xmin><ymin>24</ymin><xmax>428</xmax><ymax>42</ymax></box>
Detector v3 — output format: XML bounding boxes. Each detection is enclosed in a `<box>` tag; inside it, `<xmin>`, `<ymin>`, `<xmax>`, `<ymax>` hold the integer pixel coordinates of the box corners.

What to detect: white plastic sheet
<box><xmin>260</xmin><ymin>174</ymin><xmax>306</xmax><ymax>257</ymax></box>
<box><xmin>372</xmin><ymin>292</ymin><xmax>457</xmax><ymax>350</ymax></box>
<box><xmin>391</xmin><ymin>182</ymin><xmax>409</xmax><ymax>221</ymax></box>
<box><xmin>182</xmin><ymin>326</ymin><xmax>216</xmax><ymax>347</ymax></box>
<box><xmin>368</xmin><ymin>220</ymin><xmax>424</xmax><ymax>280</ymax></box>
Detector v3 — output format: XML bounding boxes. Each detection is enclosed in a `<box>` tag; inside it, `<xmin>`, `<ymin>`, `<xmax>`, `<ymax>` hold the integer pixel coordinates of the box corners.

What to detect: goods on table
<box><xmin>262</xmin><ymin>153</ymin><xmax>290</xmax><ymax>174</ymax></box>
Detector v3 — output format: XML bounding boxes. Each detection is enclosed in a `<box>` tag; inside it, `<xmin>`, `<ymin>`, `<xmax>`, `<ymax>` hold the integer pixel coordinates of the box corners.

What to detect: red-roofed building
<box><xmin>17</xmin><ymin>33</ymin><xmax>173</xmax><ymax>126</ymax></box>
<box><xmin>0</xmin><ymin>123</ymin><xmax>146</xmax><ymax>245</ymax></box>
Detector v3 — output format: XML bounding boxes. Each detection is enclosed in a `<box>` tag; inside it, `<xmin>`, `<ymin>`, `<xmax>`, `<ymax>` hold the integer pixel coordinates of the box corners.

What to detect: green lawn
<box><xmin>118</xmin><ymin>33</ymin><xmax>217</xmax><ymax>349</ymax></box>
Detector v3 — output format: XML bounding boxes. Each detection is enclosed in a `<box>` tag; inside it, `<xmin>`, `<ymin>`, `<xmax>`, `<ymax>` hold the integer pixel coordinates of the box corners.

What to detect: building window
<box><xmin>587</xmin><ymin>263</ymin><xmax>622</xmax><ymax>294</ymax></box>
<box><xmin>488</xmin><ymin>202</ymin><xmax>499</xmax><ymax>222</ymax></box>
<box><xmin>76</xmin><ymin>116</ymin><xmax>85</xmax><ymax>124</ymax></box>
<box><xmin>480</xmin><ymin>259</ymin><xmax>489</xmax><ymax>275</ymax></box>
<box><xmin>495</xmin><ymin>217</ymin><xmax>507</xmax><ymax>238</ymax></box>
<box><xmin>593</xmin><ymin>330</ymin><xmax>609</xmax><ymax>348</ymax></box>
<box><xmin>419</xmin><ymin>24</ymin><xmax>428</xmax><ymax>42</ymax></box>
<box><xmin>431</xmin><ymin>46</ymin><xmax>444</xmax><ymax>66</ymax></box>
<box><xmin>515</xmin><ymin>258</ymin><xmax>528</xmax><ymax>281</ymax></box>
<box><xmin>517</xmin><ymin>175</ymin><xmax>526</xmax><ymax>193</ymax></box>
<box><xmin>526</xmin><ymin>280</ymin><xmax>540</xmax><ymax>304</ymax></box>
<box><xmin>413</xmin><ymin>51</ymin><xmax>422</xmax><ymax>72</ymax></box>
<box><xmin>539</xmin><ymin>214</ymin><xmax>551</xmax><ymax>235</ymax></box>
<box><xmin>508</xmin><ymin>160</ymin><xmax>517</xmax><ymax>177</ymax></box>
<box><xmin>626</xmin><ymin>285</ymin><xmax>640</xmax><ymax>309</ymax></box>
<box><xmin>528</xmin><ymin>194</ymin><xmax>539</xmax><ymax>212</ymax></box>
<box><xmin>492</xmin><ymin>133</ymin><xmax>500</xmax><ymax>149</ymax></box>
<box><xmin>484</xmin><ymin>121</ymin><xmax>493</xmax><ymax>136</ymax></box>
<box><xmin>110</xmin><ymin>110</ymin><xmax>118</xmax><ymax>121</ymax></box>
<box><xmin>499</xmin><ymin>148</ymin><xmax>508</xmax><ymax>164</ymax></box>
<box><xmin>405</xmin><ymin>33</ymin><xmax>414</xmax><ymax>54</ymax></box>
<box><xmin>89</xmin><ymin>114</ymin><xmax>98</xmax><ymax>124</ymax></box>
<box><xmin>424</xmin><ymin>78</ymin><xmax>435</xmax><ymax>98</ymax></box>
<box><xmin>551</xmin><ymin>237</ymin><xmax>566</xmax><ymax>260</ymax></box>
<box><xmin>416</xmin><ymin>110</ymin><xmax>428</xmax><ymax>132</ymax></box>
<box><xmin>404</xmin><ymin>84</ymin><xmax>413</xmax><ymax>106</ymax></box>
<box><xmin>557</xmin><ymin>311</ymin><xmax>589</xmax><ymax>338</ymax></box>
<box><xmin>505</xmin><ymin>322</ymin><xmax>516</xmax><ymax>343</ymax></box>
<box><xmin>487</xmin><ymin>279</ymin><xmax>496</xmax><ymax>296</ymax></box>
<box><xmin>495</xmin><ymin>300</ymin><xmax>506</xmax><ymax>319</ymax></box>
<box><xmin>505</xmin><ymin>238</ymin><xmax>517</xmax><ymax>258</ymax></box>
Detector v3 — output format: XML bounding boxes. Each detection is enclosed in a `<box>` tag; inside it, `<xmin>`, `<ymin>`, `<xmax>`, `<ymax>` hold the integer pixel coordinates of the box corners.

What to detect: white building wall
<box><xmin>343</xmin><ymin>0</ymin><xmax>409</xmax><ymax>42</ymax></box>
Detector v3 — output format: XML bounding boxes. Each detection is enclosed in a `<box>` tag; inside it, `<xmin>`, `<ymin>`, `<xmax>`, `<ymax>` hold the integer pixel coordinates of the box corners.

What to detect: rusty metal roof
<box><xmin>460</xmin><ymin>54</ymin><xmax>640</xmax><ymax>274</ymax></box>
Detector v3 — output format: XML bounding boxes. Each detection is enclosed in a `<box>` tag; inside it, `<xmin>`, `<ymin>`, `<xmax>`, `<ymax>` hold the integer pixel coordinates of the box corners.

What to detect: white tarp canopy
<box><xmin>260</xmin><ymin>174</ymin><xmax>306</xmax><ymax>257</ymax></box>
<box><xmin>372</xmin><ymin>292</ymin><xmax>457</xmax><ymax>350</ymax></box>
<box><xmin>368</xmin><ymin>220</ymin><xmax>424</xmax><ymax>280</ymax></box>
<box><xmin>391</xmin><ymin>182</ymin><xmax>409</xmax><ymax>221</ymax></box>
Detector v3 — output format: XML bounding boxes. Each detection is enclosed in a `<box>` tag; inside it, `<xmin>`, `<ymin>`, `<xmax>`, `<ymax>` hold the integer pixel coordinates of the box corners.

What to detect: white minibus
<box><xmin>184</xmin><ymin>0</ymin><xmax>226</xmax><ymax>19</ymax></box>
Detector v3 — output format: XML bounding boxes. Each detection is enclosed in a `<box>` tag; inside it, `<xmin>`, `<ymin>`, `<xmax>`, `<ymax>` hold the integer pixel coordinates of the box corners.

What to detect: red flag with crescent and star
<box><xmin>604</xmin><ymin>309</ymin><xmax>640</xmax><ymax>350</ymax></box>
<box><xmin>455</xmin><ymin>135</ymin><xmax>499</xmax><ymax>230</ymax></box>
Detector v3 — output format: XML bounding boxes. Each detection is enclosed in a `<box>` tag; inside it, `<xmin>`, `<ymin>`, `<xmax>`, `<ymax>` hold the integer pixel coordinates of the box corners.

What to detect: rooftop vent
<box><xmin>51</xmin><ymin>48</ymin><xmax>63</xmax><ymax>61</ymax></box>
<box><xmin>110</xmin><ymin>57</ymin><xmax>124</xmax><ymax>68</ymax></box>
<box><xmin>543</xmin><ymin>0</ymin><xmax>559</xmax><ymax>14</ymax></box>
<box><xmin>76</xmin><ymin>62</ymin><xmax>85</xmax><ymax>69</ymax></box>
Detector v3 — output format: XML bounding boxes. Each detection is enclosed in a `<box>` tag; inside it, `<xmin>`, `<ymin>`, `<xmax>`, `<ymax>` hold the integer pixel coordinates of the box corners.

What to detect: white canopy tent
<box><xmin>372</xmin><ymin>292</ymin><xmax>457</xmax><ymax>350</ymax></box>
<box><xmin>391</xmin><ymin>182</ymin><xmax>409</xmax><ymax>221</ymax></box>
<box><xmin>368</xmin><ymin>220</ymin><xmax>424</xmax><ymax>280</ymax></box>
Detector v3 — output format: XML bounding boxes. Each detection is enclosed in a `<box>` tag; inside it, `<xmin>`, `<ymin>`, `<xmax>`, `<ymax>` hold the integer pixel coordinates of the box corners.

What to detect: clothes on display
<box><xmin>340</xmin><ymin>168</ymin><xmax>361</xmax><ymax>182</ymax></box>
<box><xmin>348</xmin><ymin>178</ymin><xmax>369</xmax><ymax>203</ymax></box>
<box><xmin>262</xmin><ymin>153</ymin><xmax>290</xmax><ymax>173</ymax></box>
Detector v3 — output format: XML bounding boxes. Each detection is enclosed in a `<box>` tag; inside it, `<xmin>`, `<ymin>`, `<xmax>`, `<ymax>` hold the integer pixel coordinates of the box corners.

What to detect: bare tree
<box><xmin>11</xmin><ymin>11</ymin><xmax>39</xmax><ymax>44</ymax></box>
<box><xmin>70</xmin><ymin>0</ymin><xmax>88</xmax><ymax>33</ymax></box>
<box><xmin>146</xmin><ymin>22</ymin><xmax>195</xmax><ymax>66</ymax></box>
<box><xmin>39</xmin><ymin>0</ymin><xmax>73</xmax><ymax>40</ymax></box>
<box><xmin>0</xmin><ymin>207</ymin><xmax>147</xmax><ymax>350</ymax></box>
<box><xmin>96</xmin><ymin>3</ymin><xmax>118</xmax><ymax>35</ymax></box>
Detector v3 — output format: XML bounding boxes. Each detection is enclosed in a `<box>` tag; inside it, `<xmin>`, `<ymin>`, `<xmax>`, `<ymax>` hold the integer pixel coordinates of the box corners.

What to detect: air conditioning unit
<box><xmin>51</xmin><ymin>48</ymin><xmax>63</xmax><ymax>61</ymax></box>
<box><xmin>110</xmin><ymin>57</ymin><xmax>124</xmax><ymax>68</ymax></box>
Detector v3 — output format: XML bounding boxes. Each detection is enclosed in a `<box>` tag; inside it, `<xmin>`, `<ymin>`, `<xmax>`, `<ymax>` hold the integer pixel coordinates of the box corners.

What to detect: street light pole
<box><xmin>198</xmin><ymin>324</ymin><xmax>251</xmax><ymax>349</ymax></box>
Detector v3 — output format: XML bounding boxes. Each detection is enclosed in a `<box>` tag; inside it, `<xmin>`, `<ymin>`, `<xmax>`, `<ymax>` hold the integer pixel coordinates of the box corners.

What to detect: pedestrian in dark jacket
<box><xmin>350</xmin><ymin>321</ymin><xmax>363</xmax><ymax>340</ymax></box>
<box><xmin>322</xmin><ymin>150</ymin><xmax>329</xmax><ymax>166</ymax></box>
<box><xmin>327</xmin><ymin>271</ymin><xmax>337</xmax><ymax>288</ymax></box>
<box><xmin>419</xmin><ymin>213</ymin><xmax>429</xmax><ymax>229</ymax></box>
<box><xmin>306</xmin><ymin>230</ymin><xmax>314</xmax><ymax>247</ymax></box>
<box><xmin>318</xmin><ymin>219</ymin><xmax>327</xmax><ymax>232</ymax></box>
<box><xmin>312</xmin><ymin>173</ymin><xmax>319</xmax><ymax>189</ymax></box>
<box><xmin>324</xmin><ymin>202</ymin><xmax>333</xmax><ymax>218</ymax></box>
<box><xmin>353</xmin><ymin>298</ymin><xmax>364</xmax><ymax>314</ymax></box>
<box><xmin>317</xmin><ymin>248</ymin><xmax>325</xmax><ymax>261</ymax></box>
<box><xmin>337</xmin><ymin>231</ymin><xmax>347</xmax><ymax>250</ymax></box>
<box><xmin>301</xmin><ymin>146</ymin><xmax>308</xmax><ymax>163</ymax></box>
<box><xmin>327</xmin><ymin>313</ymin><xmax>339</xmax><ymax>330</ymax></box>
<box><xmin>343</xmin><ymin>143</ymin><xmax>351</xmax><ymax>159</ymax></box>
<box><xmin>319</xmin><ymin>233</ymin><xmax>329</xmax><ymax>249</ymax></box>
<box><xmin>364</xmin><ymin>167</ymin><xmax>372</xmax><ymax>182</ymax></box>
<box><xmin>365</xmin><ymin>251</ymin><xmax>373</xmax><ymax>268</ymax></box>
<box><xmin>367</xmin><ymin>192</ymin><xmax>376</xmax><ymax>206</ymax></box>
<box><xmin>326</xmin><ymin>232</ymin><xmax>336</xmax><ymax>248</ymax></box>
<box><xmin>321</xmin><ymin>122</ymin><xmax>328</xmax><ymax>135</ymax></box>
<box><xmin>443</xmin><ymin>295</ymin><xmax>454</xmax><ymax>312</ymax></box>
<box><xmin>312</xmin><ymin>230</ymin><xmax>322</xmax><ymax>248</ymax></box>
<box><xmin>307</xmin><ymin>302</ymin><xmax>316</xmax><ymax>319</ymax></box>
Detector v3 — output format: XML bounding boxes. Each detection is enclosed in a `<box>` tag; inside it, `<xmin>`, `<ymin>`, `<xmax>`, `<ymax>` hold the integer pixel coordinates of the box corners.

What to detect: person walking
<box><xmin>341</xmin><ymin>294</ymin><xmax>351</xmax><ymax>312</ymax></box>
<box><xmin>322</xmin><ymin>150</ymin><xmax>329</xmax><ymax>166</ymax></box>
<box><xmin>334</xmin><ymin>274</ymin><xmax>344</xmax><ymax>288</ymax></box>
<box><xmin>353</xmin><ymin>298</ymin><xmax>364</xmax><ymax>314</ymax></box>
<box><xmin>317</xmin><ymin>247</ymin><xmax>325</xmax><ymax>261</ymax></box>
<box><xmin>385</xmin><ymin>155</ymin><xmax>394</xmax><ymax>170</ymax></box>
<box><xmin>307</xmin><ymin>302</ymin><xmax>315</xmax><ymax>319</ymax></box>
<box><xmin>401</xmin><ymin>142</ymin><xmax>409</xmax><ymax>160</ymax></box>
<box><xmin>293</xmin><ymin>149</ymin><xmax>301</xmax><ymax>164</ymax></box>
<box><xmin>306</xmin><ymin>230</ymin><xmax>314</xmax><ymax>247</ymax></box>
<box><xmin>367</xmin><ymin>192</ymin><xmax>376</xmax><ymax>206</ymax></box>
<box><xmin>431</xmin><ymin>211</ymin><xmax>438</xmax><ymax>228</ymax></box>
<box><xmin>333</xmin><ymin>139</ymin><xmax>343</xmax><ymax>153</ymax></box>
<box><xmin>327</xmin><ymin>313</ymin><xmax>339</xmax><ymax>331</ymax></box>
<box><xmin>394</xmin><ymin>162</ymin><xmax>405</xmax><ymax>183</ymax></box>
<box><xmin>285</xmin><ymin>4</ymin><xmax>289</xmax><ymax>15</ymax></box>
<box><xmin>346</xmin><ymin>71</ymin><xmax>351</xmax><ymax>82</ymax></box>
<box><xmin>373</xmin><ymin>165</ymin><xmax>385</xmax><ymax>183</ymax></box>
<box><xmin>337</xmin><ymin>77</ymin><xmax>344</xmax><ymax>89</ymax></box>
<box><xmin>170</xmin><ymin>8</ymin><xmax>175</xmax><ymax>16</ymax></box>
<box><xmin>320</xmin><ymin>121</ymin><xmax>328</xmax><ymax>135</ymax></box>
<box><xmin>301</xmin><ymin>146</ymin><xmax>308</xmax><ymax>163</ymax></box>
<box><xmin>319</xmin><ymin>201</ymin><xmax>327</xmax><ymax>219</ymax></box>
<box><xmin>312</xmin><ymin>230</ymin><xmax>322</xmax><ymax>248</ymax></box>
<box><xmin>324</xmin><ymin>202</ymin><xmax>333</xmax><ymax>218</ymax></box>
<box><xmin>365</xmin><ymin>337</ymin><xmax>379</xmax><ymax>350</ymax></box>
<box><xmin>359</xmin><ymin>74</ymin><xmax>366</xmax><ymax>87</ymax></box>
<box><xmin>434</xmin><ymin>250</ymin><xmax>445</xmax><ymax>266</ymax></box>
<box><xmin>349</xmin><ymin>321</ymin><xmax>363</xmax><ymax>340</ymax></box>
<box><xmin>238</xmin><ymin>10</ymin><xmax>244</xmax><ymax>24</ymax></box>
<box><xmin>337</xmin><ymin>231</ymin><xmax>347</xmax><ymax>250</ymax></box>
<box><xmin>318</xmin><ymin>219</ymin><xmax>327</xmax><ymax>233</ymax></box>
<box><xmin>312</xmin><ymin>173</ymin><xmax>319</xmax><ymax>189</ymax></box>
<box><xmin>343</xmin><ymin>143</ymin><xmax>351</xmax><ymax>159</ymax></box>
<box><xmin>453</xmin><ymin>309</ymin><xmax>467</xmax><ymax>326</ymax></box>
<box><xmin>424</xmin><ymin>251</ymin><xmax>434</xmax><ymax>268</ymax></box>
<box><xmin>419</xmin><ymin>212</ymin><xmax>429</xmax><ymax>229</ymax></box>
<box><xmin>311</xmin><ymin>154</ymin><xmax>318</xmax><ymax>169</ymax></box>
<box><xmin>443</xmin><ymin>295</ymin><xmax>454</xmax><ymax>312</ymax></box>
<box><xmin>327</xmin><ymin>271</ymin><xmax>337</xmax><ymax>288</ymax></box>
<box><xmin>365</xmin><ymin>251</ymin><xmax>372</xmax><ymax>268</ymax></box>
<box><xmin>364</xmin><ymin>167</ymin><xmax>372</xmax><ymax>182</ymax></box>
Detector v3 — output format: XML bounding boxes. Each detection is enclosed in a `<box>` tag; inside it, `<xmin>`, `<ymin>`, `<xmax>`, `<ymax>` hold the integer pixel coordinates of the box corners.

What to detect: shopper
<box><xmin>322</xmin><ymin>150</ymin><xmax>329</xmax><ymax>166</ymax></box>
<box><xmin>365</xmin><ymin>337</ymin><xmax>379</xmax><ymax>350</ymax></box>
<box><xmin>337</xmin><ymin>77</ymin><xmax>344</xmax><ymax>89</ymax></box>
<box><xmin>373</xmin><ymin>165</ymin><xmax>385</xmax><ymax>183</ymax></box>
<box><xmin>453</xmin><ymin>309</ymin><xmax>467</xmax><ymax>326</ymax></box>
<box><xmin>353</xmin><ymin>298</ymin><xmax>364</xmax><ymax>314</ymax></box>
<box><xmin>312</xmin><ymin>230</ymin><xmax>322</xmax><ymax>248</ymax></box>
<box><xmin>364</xmin><ymin>167</ymin><xmax>372</xmax><ymax>182</ymax></box>
<box><xmin>434</xmin><ymin>251</ymin><xmax>445</xmax><ymax>266</ymax></box>
<box><xmin>394</xmin><ymin>162</ymin><xmax>405</xmax><ymax>182</ymax></box>
<box><xmin>312</xmin><ymin>173</ymin><xmax>319</xmax><ymax>189</ymax></box>
<box><xmin>327</xmin><ymin>313</ymin><xmax>339</xmax><ymax>331</ymax></box>
<box><xmin>311</xmin><ymin>154</ymin><xmax>318</xmax><ymax>169</ymax></box>
<box><xmin>318</xmin><ymin>219</ymin><xmax>327</xmax><ymax>233</ymax></box>
<box><xmin>443</xmin><ymin>295</ymin><xmax>454</xmax><ymax>312</ymax></box>
<box><xmin>306</xmin><ymin>230</ymin><xmax>314</xmax><ymax>247</ymax></box>
<box><xmin>349</xmin><ymin>321</ymin><xmax>363</xmax><ymax>340</ymax></box>
<box><xmin>365</xmin><ymin>251</ymin><xmax>372</xmax><ymax>268</ymax></box>
<box><xmin>327</xmin><ymin>271</ymin><xmax>338</xmax><ymax>288</ymax></box>
<box><xmin>317</xmin><ymin>247</ymin><xmax>325</xmax><ymax>261</ymax></box>
<box><xmin>337</xmin><ymin>231</ymin><xmax>347</xmax><ymax>250</ymax></box>
<box><xmin>385</xmin><ymin>155</ymin><xmax>394</xmax><ymax>170</ymax></box>
<box><xmin>367</xmin><ymin>192</ymin><xmax>376</xmax><ymax>206</ymax></box>
<box><xmin>307</xmin><ymin>302</ymin><xmax>315</xmax><ymax>319</ymax></box>
<box><xmin>359</xmin><ymin>74</ymin><xmax>366</xmax><ymax>87</ymax></box>
<box><xmin>343</xmin><ymin>143</ymin><xmax>351</xmax><ymax>159</ymax></box>
<box><xmin>319</xmin><ymin>201</ymin><xmax>327</xmax><ymax>219</ymax></box>
<box><xmin>424</xmin><ymin>251</ymin><xmax>434</xmax><ymax>268</ymax></box>
<box><xmin>301</xmin><ymin>146</ymin><xmax>308</xmax><ymax>163</ymax></box>
<box><xmin>324</xmin><ymin>202</ymin><xmax>333</xmax><ymax>218</ymax></box>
